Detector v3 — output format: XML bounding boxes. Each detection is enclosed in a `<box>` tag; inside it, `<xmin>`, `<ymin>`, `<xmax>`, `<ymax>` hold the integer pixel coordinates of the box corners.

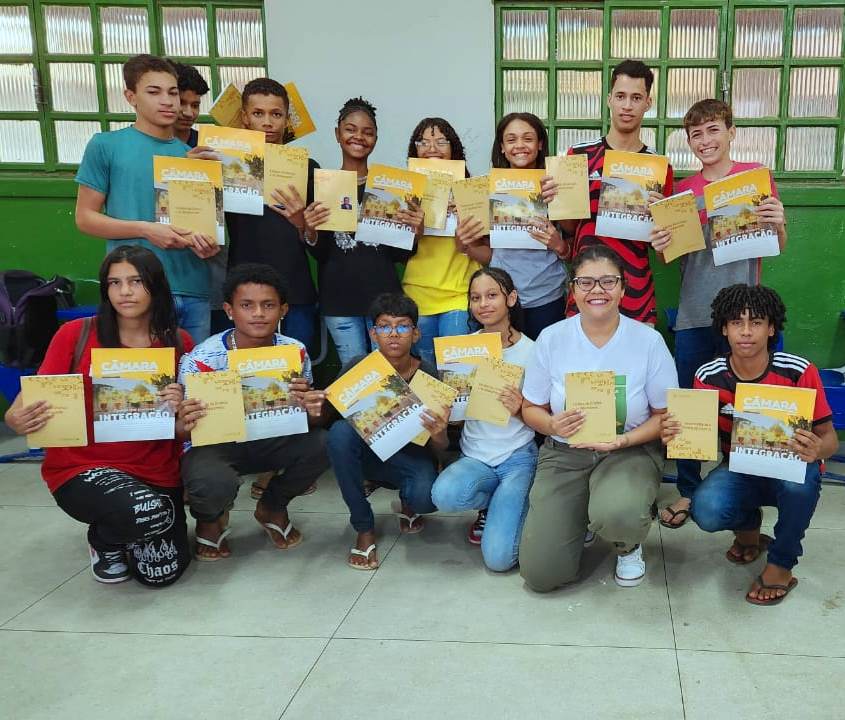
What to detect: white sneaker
<box><xmin>614</xmin><ymin>545</ymin><xmax>645</xmax><ymax>587</ymax></box>
<box><xmin>583</xmin><ymin>530</ymin><xmax>596</xmax><ymax>547</ymax></box>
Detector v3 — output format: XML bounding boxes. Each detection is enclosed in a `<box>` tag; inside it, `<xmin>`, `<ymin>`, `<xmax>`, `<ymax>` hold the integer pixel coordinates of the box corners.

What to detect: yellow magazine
<box><xmin>650</xmin><ymin>190</ymin><xmax>706</xmax><ymax>263</ymax></box>
<box><xmin>730</xmin><ymin>383</ymin><xmax>816</xmax><ymax>484</ymax></box>
<box><xmin>284</xmin><ymin>82</ymin><xmax>316</xmax><ymax>140</ymax></box>
<box><xmin>666</xmin><ymin>388</ymin><xmax>719</xmax><ymax>461</ymax></box>
<box><xmin>703</xmin><ymin>167</ymin><xmax>779</xmax><ymax>267</ymax></box>
<box><xmin>434</xmin><ymin>333</ymin><xmax>503</xmax><ymax>421</ymax></box>
<box><xmin>197</xmin><ymin>125</ymin><xmax>265</xmax><ymax>215</ymax></box>
<box><xmin>452</xmin><ymin>175</ymin><xmax>491</xmax><ymax>234</ymax></box>
<box><xmin>489</xmin><ymin>168</ymin><xmax>547</xmax><ymax>250</ymax></box>
<box><xmin>325</xmin><ymin>350</ymin><xmax>426</xmax><ymax>461</ymax></box>
<box><xmin>545</xmin><ymin>154</ymin><xmax>590</xmax><ymax>221</ymax></box>
<box><xmin>228</xmin><ymin>345</ymin><xmax>307</xmax><ymax>441</ymax></box>
<box><xmin>596</xmin><ymin>150</ymin><xmax>669</xmax><ymax>241</ymax></box>
<box><xmin>465</xmin><ymin>358</ymin><xmax>524</xmax><ymax>427</ymax></box>
<box><xmin>90</xmin><ymin>348</ymin><xmax>176</xmax><ymax>443</ymax></box>
<box><xmin>564</xmin><ymin>371</ymin><xmax>616</xmax><ymax>445</ymax></box>
<box><xmin>208</xmin><ymin>83</ymin><xmax>243</xmax><ymax>128</ymax></box>
<box><xmin>208</xmin><ymin>82</ymin><xmax>316</xmax><ymax>140</ymax></box>
<box><xmin>356</xmin><ymin>164</ymin><xmax>426</xmax><ymax>250</ymax></box>
<box><xmin>168</xmin><ymin>180</ymin><xmax>218</xmax><ymax>240</ymax></box>
<box><xmin>314</xmin><ymin>169</ymin><xmax>358</xmax><ymax>232</ymax></box>
<box><xmin>184</xmin><ymin>370</ymin><xmax>247</xmax><ymax>447</ymax></box>
<box><xmin>153</xmin><ymin>156</ymin><xmax>225</xmax><ymax>245</ymax></box>
<box><xmin>264</xmin><ymin>143</ymin><xmax>308</xmax><ymax>208</ymax></box>
<box><xmin>20</xmin><ymin>374</ymin><xmax>86</xmax><ymax>448</ymax></box>
<box><xmin>408</xmin><ymin>371</ymin><xmax>458</xmax><ymax>446</ymax></box>
<box><xmin>408</xmin><ymin>158</ymin><xmax>466</xmax><ymax>235</ymax></box>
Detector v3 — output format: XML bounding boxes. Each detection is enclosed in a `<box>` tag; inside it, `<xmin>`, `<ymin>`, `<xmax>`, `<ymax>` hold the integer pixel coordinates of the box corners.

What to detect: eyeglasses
<box><xmin>414</xmin><ymin>139</ymin><xmax>451</xmax><ymax>149</ymax></box>
<box><xmin>571</xmin><ymin>275</ymin><xmax>622</xmax><ymax>292</ymax></box>
<box><xmin>373</xmin><ymin>323</ymin><xmax>415</xmax><ymax>337</ymax></box>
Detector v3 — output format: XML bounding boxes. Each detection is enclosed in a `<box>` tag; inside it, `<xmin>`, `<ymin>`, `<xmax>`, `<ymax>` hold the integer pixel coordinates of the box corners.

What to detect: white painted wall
<box><xmin>266</xmin><ymin>0</ymin><xmax>495</xmax><ymax>175</ymax></box>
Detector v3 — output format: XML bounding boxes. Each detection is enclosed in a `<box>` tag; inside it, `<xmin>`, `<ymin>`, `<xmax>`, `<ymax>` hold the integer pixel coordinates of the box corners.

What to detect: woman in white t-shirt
<box><xmin>431</xmin><ymin>268</ymin><xmax>537</xmax><ymax>572</ymax></box>
<box><xmin>519</xmin><ymin>245</ymin><xmax>678</xmax><ymax>592</ymax></box>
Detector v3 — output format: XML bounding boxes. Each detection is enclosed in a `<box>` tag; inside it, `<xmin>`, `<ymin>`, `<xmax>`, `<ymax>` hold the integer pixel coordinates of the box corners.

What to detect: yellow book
<box><xmin>284</xmin><ymin>82</ymin><xmax>316</xmax><ymax>140</ymax></box>
<box><xmin>208</xmin><ymin>83</ymin><xmax>243</xmax><ymax>128</ymax></box>
<box><xmin>167</xmin><ymin>180</ymin><xmax>218</xmax><ymax>240</ymax></box>
<box><xmin>703</xmin><ymin>167</ymin><xmax>779</xmax><ymax>267</ymax></box>
<box><xmin>452</xmin><ymin>175</ymin><xmax>491</xmax><ymax>234</ymax></box>
<box><xmin>666</xmin><ymin>388</ymin><xmax>719</xmax><ymax>461</ymax></box>
<box><xmin>545</xmin><ymin>154</ymin><xmax>590</xmax><ymax>221</ymax></box>
<box><xmin>153</xmin><ymin>156</ymin><xmax>225</xmax><ymax>245</ymax></box>
<box><xmin>564</xmin><ymin>371</ymin><xmax>616</xmax><ymax>445</ymax></box>
<box><xmin>264</xmin><ymin>143</ymin><xmax>308</xmax><ymax>207</ymax></box>
<box><xmin>730</xmin><ymin>383</ymin><xmax>816</xmax><ymax>484</ymax></box>
<box><xmin>357</xmin><ymin>164</ymin><xmax>427</xmax><ymax>250</ymax></box>
<box><xmin>228</xmin><ymin>345</ymin><xmax>307</xmax><ymax>441</ymax></box>
<box><xmin>489</xmin><ymin>168</ymin><xmax>547</xmax><ymax>249</ymax></box>
<box><xmin>90</xmin><ymin>348</ymin><xmax>176</xmax><ymax>443</ymax></box>
<box><xmin>20</xmin><ymin>374</ymin><xmax>86</xmax><ymax>448</ymax></box>
<box><xmin>197</xmin><ymin>125</ymin><xmax>265</xmax><ymax>215</ymax></box>
<box><xmin>314</xmin><ymin>169</ymin><xmax>358</xmax><ymax>232</ymax></box>
<box><xmin>465</xmin><ymin>358</ymin><xmax>524</xmax><ymax>427</ymax></box>
<box><xmin>325</xmin><ymin>350</ymin><xmax>425</xmax><ymax>461</ymax></box>
<box><xmin>408</xmin><ymin>371</ymin><xmax>458</xmax><ymax>446</ymax></box>
<box><xmin>650</xmin><ymin>190</ymin><xmax>706</xmax><ymax>263</ymax></box>
<box><xmin>185</xmin><ymin>370</ymin><xmax>247</xmax><ymax>447</ymax></box>
<box><xmin>434</xmin><ymin>333</ymin><xmax>503</xmax><ymax>421</ymax></box>
<box><xmin>408</xmin><ymin>157</ymin><xmax>466</xmax><ymax>235</ymax></box>
<box><xmin>596</xmin><ymin>150</ymin><xmax>669</xmax><ymax>241</ymax></box>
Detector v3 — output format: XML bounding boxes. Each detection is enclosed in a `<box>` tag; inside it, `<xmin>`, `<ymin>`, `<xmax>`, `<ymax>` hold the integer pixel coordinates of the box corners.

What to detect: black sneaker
<box><xmin>88</xmin><ymin>545</ymin><xmax>131</xmax><ymax>584</ymax></box>
<box><xmin>467</xmin><ymin>510</ymin><xmax>487</xmax><ymax>545</ymax></box>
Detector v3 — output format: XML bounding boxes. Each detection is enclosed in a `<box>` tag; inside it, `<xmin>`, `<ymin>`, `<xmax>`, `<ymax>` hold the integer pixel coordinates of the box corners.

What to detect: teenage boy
<box><xmin>225</xmin><ymin>77</ymin><xmax>320</xmax><ymax>352</ymax></box>
<box><xmin>177</xmin><ymin>263</ymin><xmax>328</xmax><ymax>561</ymax></box>
<box><xmin>75</xmin><ymin>54</ymin><xmax>218</xmax><ymax>343</ymax></box>
<box><xmin>302</xmin><ymin>294</ymin><xmax>448</xmax><ymax>571</ymax></box>
<box><xmin>661</xmin><ymin>284</ymin><xmax>837</xmax><ymax>606</ymax></box>
<box><xmin>170</xmin><ymin>61</ymin><xmax>209</xmax><ymax>148</ymax></box>
<box><xmin>561</xmin><ymin>59</ymin><xmax>674</xmax><ymax>326</ymax></box>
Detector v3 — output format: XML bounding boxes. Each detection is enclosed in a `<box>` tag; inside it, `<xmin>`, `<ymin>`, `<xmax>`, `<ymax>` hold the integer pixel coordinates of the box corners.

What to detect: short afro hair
<box><xmin>369</xmin><ymin>293</ymin><xmax>418</xmax><ymax>326</ymax></box>
<box><xmin>223</xmin><ymin>263</ymin><xmax>288</xmax><ymax>305</ymax></box>
<box><xmin>169</xmin><ymin>61</ymin><xmax>209</xmax><ymax>96</ymax></box>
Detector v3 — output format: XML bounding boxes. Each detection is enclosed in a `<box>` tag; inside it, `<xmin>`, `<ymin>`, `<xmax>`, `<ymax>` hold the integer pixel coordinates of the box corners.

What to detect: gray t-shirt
<box><xmin>490</xmin><ymin>248</ymin><xmax>567</xmax><ymax>309</ymax></box>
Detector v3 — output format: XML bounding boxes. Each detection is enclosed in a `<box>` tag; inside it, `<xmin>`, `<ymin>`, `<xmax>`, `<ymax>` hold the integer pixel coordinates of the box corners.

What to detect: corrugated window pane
<box><xmin>55</xmin><ymin>120</ymin><xmax>100</xmax><ymax>163</ymax></box>
<box><xmin>218</xmin><ymin>66</ymin><xmax>265</xmax><ymax>93</ymax></box>
<box><xmin>502</xmin><ymin>10</ymin><xmax>548</xmax><ymax>61</ymax></box>
<box><xmin>43</xmin><ymin>5</ymin><xmax>93</xmax><ymax>55</ymax></box>
<box><xmin>557</xmin><ymin>70</ymin><xmax>601</xmax><ymax>120</ymax></box>
<box><xmin>109</xmin><ymin>120</ymin><xmax>133</xmax><ymax>132</ymax></box>
<box><xmin>666</xmin><ymin>67</ymin><xmax>715</xmax><ymax>118</ymax></box>
<box><xmin>104</xmin><ymin>63</ymin><xmax>133</xmax><ymax>113</ymax></box>
<box><xmin>788</xmin><ymin>67</ymin><xmax>839</xmax><ymax>118</ymax></box>
<box><xmin>100</xmin><ymin>6</ymin><xmax>150</xmax><ymax>55</ymax></box>
<box><xmin>0</xmin><ymin>6</ymin><xmax>33</xmax><ymax>54</ymax></box>
<box><xmin>793</xmin><ymin>7</ymin><xmax>843</xmax><ymax>58</ymax></box>
<box><xmin>732</xmin><ymin>68</ymin><xmax>780</xmax><ymax>118</ymax></box>
<box><xmin>196</xmin><ymin>66</ymin><xmax>212</xmax><ymax>114</ymax></box>
<box><xmin>0</xmin><ymin>119</ymin><xmax>43</xmax><ymax>162</ymax></box>
<box><xmin>645</xmin><ymin>68</ymin><xmax>658</xmax><ymax>120</ymax></box>
<box><xmin>733</xmin><ymin>9</ymin><xmax>784</xmax><ymax>59</ymax></box>
<box><xmin>611</xmin><ymin>9</ymin><xmax>661</xmax><ymax>59</ymax></box>
<box><xmin>666</xmin><ymin>128</ymin><xmax>700</xmax><ymax>172</ymax></box>
<box><xmin>732</xmin><ymin>127</ymin><xmax>776</xmax><ymax>167</ymax></box>
<box><xmin>556</xmin><ymin>128</ymin><xmax>601</xmax><ymax>154</ymax></box>
<box><xmin>640</xmin><ymin>127</ymin><xmax>656</xmax><ymax>151</ymax></box>
<box><xmin>503</xmin><ymin>70</ymin><xmax>547</xmax><ymax>120</ymax></box>
<box><xmin>162</xmin><ymin>7</ymin><xmax>208</xmax><ymax>57</ymax></box>
<box><xmin>557</xmin><ymin>8</ymin><xmax>602</xmax><ymax>61</ymax></box>
<box><xmin>785</xmin><ymin>127</ymin><xmax>836</xmax><ymax>171</ymax></box>
<box><xmin>50</xmin><ymin>63</ymin><xmax>98</xmax><ymax>112</ymax></box>
<box><xmin>669</xmin><ymin>9</ymin><xmax>719</xmax><ymax>59</ymax></box>
<box><xmin>0</xmin><ymin>63</ymin><xmax>37</xmax><ymax>111</ymax></box>
<box><xmin>216</xmin><ymin>8</ymin><xmax>263</xmax><ymax>58</ymax></box>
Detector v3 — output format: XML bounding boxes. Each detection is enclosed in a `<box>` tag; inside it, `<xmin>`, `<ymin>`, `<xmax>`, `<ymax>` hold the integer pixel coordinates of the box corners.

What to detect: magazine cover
<box><xmin>90</xmin><ymin>348</ymin><xmax>176</xmax><ymax>443</ymax></box>
<box><xmin>228</xmin><ymin>345</ymin><xmax>308</xmax><ymax>440</ymax></box>
<box><xmin>729</xmin><ymin>383</ymin><xmax>816</xmax><ymax>484</ymax></box>
<box><xmin>545</xmin><ymin>154</ymin><xmax>590</xmax><ymax>220</ymax></box>
<box><xmin>649</xmin><ymin>190</ymin><xmax>706</xmax><ymax>263</ymax></box>
<box><xmin>314</xmin><ymin>169</ymin><xmax>358</xmax><ymax>232</ymax></box>
<box><xmin>153</xmin><ymin>156</ymin><xmax>225</xmax><ymax>245</ymax></box>
<box><xmin>703</xmin><ymin>167</ymin><xmax>780</xmax><ymax>266</ymax></box>
<box><xmin>197</xmin><ymin>125</ymin><xmax>265</xmax><ymax>215</ymax></box>
<box><xmin>434</xmin><ymin>333</ymin><xmax>503</xmax><ymax>421</ymax></box>
<box><xmin>356</xmin><ymin>164</ymin><xmax>426</xmax><ymax>250</ymax></box>
<box><xmin>489</xmin><ymin>168</ymin><xmax>547</xmax><ymax>250</ymax></box>
<box><xmin>284</xmin><ymin>82</ymin><xmax>316</xmax><ymax>140</ymax></box>
<box><xmin>184</xmin><ymin>370</ymin><xmax>247</xmax><ymax>447</ymax></box>
<box><xmin>19</xmin><ymin>374</ymin><xmax>86</xmax><ymax>448</ymax></box>
<box><xmin>407</xmin><ymin>157</ymin><xmax>466</xmax><ymax>236</ymax></box>
<box><xmin>408</xmin><ymin>371</ymin><xmax>458</xmax><ymax>446</ymax></box>
<box><xmin>325</xmin><ymin>350</ymin><xmax>426</xmax><ymax>461</ymax></box>
<box><xmin>595</xmin><ymin>150</ymin><xmax>669</xmax><ymax>241</ymax></box>
<box><xmin>452</xmin><ymin>175</ymin><xmax>491</xmax><ymax>234</ymax></box>
<box><xmin>666</xmin><ymin>388</ymin><xmax>719</xmax><ymax>461</ymax></box>
<box><xmin>264</xmin><ymin>143</ymin><xmax>308</xmax><ymax>208</ymax></box>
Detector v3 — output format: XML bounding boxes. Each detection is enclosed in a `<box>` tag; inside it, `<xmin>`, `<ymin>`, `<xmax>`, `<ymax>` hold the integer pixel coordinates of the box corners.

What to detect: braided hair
<box><xmin>338</xmin><ymin>96</ymin><xmax>377</xmax><ymax>129</ymax></box>
<box><xmin>467</xmin><ymin>267</ymin><xmax>525</xmax><ymax>345</ymax></box>
<box><xmin>407</xmin><ymin>117</ymin><xmax>470</xmax><ymax>176</ymax></box>
<box><xmin>711</xmin><ymin>284</ymin><xmax>786</xmax><ymax>349</ymax></box>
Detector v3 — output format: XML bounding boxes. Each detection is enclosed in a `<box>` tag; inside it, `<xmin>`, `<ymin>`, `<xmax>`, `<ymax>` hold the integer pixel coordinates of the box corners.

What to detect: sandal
<box><xmin>259</xmin><ymin>520</ymin><xmax>302</xmax><ymax>550</ymax></box>
<box><xmin>725</xmin><ymin>533</ymin><xmax>772</xmax><ymax>565</ymax></box>
<box><xmin>195</xmin><ymin>527</ymin><xmax>232</xmax><ymax>562</ymax></box>
<box><xmin>745</xmin><ymin>574</ymin><xmax>798</xmax><ymax>606</ymax></box>
<box><xmin>250</xmin><ymin>481</ymin><xmax>265</xmax><ymax>500</ymax></box>
<box><xmin>348</xmin><ymin>543</ymin><xmax>378</xmax><ymax>571</ymax></box>
<box><xmin>658</xmin><ymin>505</ymin><xmax>690</xmax><ymax>529</ymax></box>
<box><xmin>391</xmin><ymin>499</ymin><xmax>424</xmax><ymax>534</ymax></box>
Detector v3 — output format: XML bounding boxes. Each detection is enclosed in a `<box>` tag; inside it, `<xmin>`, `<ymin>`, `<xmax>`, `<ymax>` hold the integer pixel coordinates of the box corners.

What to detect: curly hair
<box><xmin>169</xmin><ymin>61</ymin><xmax>209</xmax><ymax>96</ymax></box>
<box><xmin>711</xmin><ymin>284</ymin><xmax>786</xmax><ymax>349</ymax></box>
<box><xmin>338</xmin><ymin>96</ymin><xmax>377</xmax><ymax>129</ymax></box>
<box><xmin>407</xmin><ymin>117</ymin><xmax>469</xmax><ymax>175</ymax></box>
<box><xmin>223</xmin><ymin>263</ymin><xmax>288</xmax><ymax>305</ymax></box>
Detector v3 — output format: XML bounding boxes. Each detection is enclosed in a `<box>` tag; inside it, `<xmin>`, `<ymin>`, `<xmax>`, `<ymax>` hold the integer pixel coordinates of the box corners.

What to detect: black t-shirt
<box><xmin>226</xmin><ymin>158</ymin><xmax>320</xmax><ymax>305</ymax></box>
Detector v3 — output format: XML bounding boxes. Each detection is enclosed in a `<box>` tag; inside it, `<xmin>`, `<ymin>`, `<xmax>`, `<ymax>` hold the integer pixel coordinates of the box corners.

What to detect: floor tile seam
<box><xmin>276</xmin><ymin>637</ymin><xmax>333</xmax><ymax>720</ymax></box>
<box><xmin>326</xmin><ymin>635</ymin><xmax>678</xmax><ymax>652</ymax></box>
<box><xmin>673</xmin><ymin>645</ymin><xmax>845</xmax><ymax>660</ymax></box>
<box><xmin>0</xmin><ymin>627</ymin><xmax>334</xmax><ymax>641</ymax></box>
<box><xmin>0</xmin><ymin>566</ymin><xmax>87</xmax><ymax>628</ymax></box>
<box><xmin>658</xmin><ymin>523</ymin><xmax>687</xmax><ymax>720</ymax></box>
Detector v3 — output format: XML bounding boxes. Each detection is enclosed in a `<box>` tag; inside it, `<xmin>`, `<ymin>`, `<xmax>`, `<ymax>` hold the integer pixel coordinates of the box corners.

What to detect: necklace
<box><xmin>357</xmin><ymin>174</ymin><xmax>367</xmax><ymax>185</ymax></box>
<box><xmin>229</xmin><ymin>329</ymin><xmax>237</xmax><ymax>350</ymax></box>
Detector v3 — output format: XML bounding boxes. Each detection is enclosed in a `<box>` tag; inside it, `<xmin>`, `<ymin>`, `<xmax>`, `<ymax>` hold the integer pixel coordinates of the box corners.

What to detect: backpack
<box><xmin>0</xmin><ymin>270</ymin><xmax>76</xmax><ymax>369</ymax></box>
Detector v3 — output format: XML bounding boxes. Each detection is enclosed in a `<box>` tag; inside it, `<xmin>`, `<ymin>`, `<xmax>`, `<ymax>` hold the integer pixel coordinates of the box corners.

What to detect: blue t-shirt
<box><xmin>75</xmin><ymin>126</ymin><xmax>210</xmax><ymax>299</ymax></box>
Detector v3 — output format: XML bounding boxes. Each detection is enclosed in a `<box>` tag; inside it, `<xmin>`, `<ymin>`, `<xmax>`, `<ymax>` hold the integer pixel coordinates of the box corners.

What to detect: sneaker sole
<box><xmin>614</xmin><ymin>572</ymin><xmax>644</xmax><ymax>587</ymax></box>
<box><xmin>583</xmin><ymin>536</ymin><xmax>597</xmax><ymax>548</ymax></box>
<box><xmin>91</xmin><ymin>570</ymin><xmax>132</xmax><ymax>584</ymax></box>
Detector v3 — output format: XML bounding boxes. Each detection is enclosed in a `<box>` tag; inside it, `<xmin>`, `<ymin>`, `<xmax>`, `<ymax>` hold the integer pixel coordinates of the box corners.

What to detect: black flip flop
<box><xmin>725</xmin><ymin>533</ymin><xmax>773</xmax><ymax>565</ymax></box>
<box><xmin>745</xmin><ymin>574</ymin><xmax>798</xmax><ymax>606</ymax></box>
<box><xmin>659</xmin><ymin>506</ymin><xmax>690</xmax><ymax>529</ymax></box>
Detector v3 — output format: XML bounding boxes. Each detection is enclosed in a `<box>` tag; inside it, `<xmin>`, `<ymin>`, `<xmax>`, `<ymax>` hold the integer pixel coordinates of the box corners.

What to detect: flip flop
<box><xmin>348</xmin><ymin>543</ymin><xmax>378</xmax><ymax>571</ymax></box>
<box><xmin>259</xmin><ymin>520</ymin><xmax>302</xmax><ymax>549</ymax></box>
<box><xmin>195</xmin><ymin>527</ymin><xmax>232</xmax><ymax>562</ymax></box>
<box><xmin>658</xmin><ymin>506</ymin><xmax>690</xmax><ymax>529</ymax></box>
<box><xmin>391</xmin><ymin>499</ymin><xmax>424</xmax><ymax>534</ymax></box>
<box><xmin>745</xmin><ymin>574</ymin><xmax>798</xmax><ymax>606</ymax></box>
<box><xmin>725</xmin><ymin>533</ymin><xmax>773</xmax><ymax>565</ymax></box>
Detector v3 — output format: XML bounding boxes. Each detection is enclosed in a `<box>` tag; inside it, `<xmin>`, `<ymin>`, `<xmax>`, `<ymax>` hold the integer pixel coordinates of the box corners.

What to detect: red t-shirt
<box><xmin>37</xmin><ymin>318</ymin><xmax>194</xmax><ymax>493</ymax></box>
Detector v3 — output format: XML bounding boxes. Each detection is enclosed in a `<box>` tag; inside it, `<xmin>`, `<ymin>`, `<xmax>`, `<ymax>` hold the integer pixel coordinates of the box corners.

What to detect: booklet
<box><xmin>356</xmin><ymin>164</ymin><xmax>426</xmax><ymax>250</ymax></box>
<box><xmin>264</xmin><ymin>143</ymin><xmax>308</xmax><ymax>208</ymax></box>
<box><xmin>407</xmin><ymin>158</ymin><xmax>466</xmax><ymax>236</ymax></box>
<box><xmin>408</xmin><ymin>371</ymin><xmax>458</xmax><ymax>446</ymax></box>
<box><xmin>325</xmin><ymin>350</ymin><xmax>426</xmax><ymax>461</ymax></box>
<box><xmin>489</xmin><ymin>169</ymin><xmax>547</xmax><ymax>250</ymax></box>
<box><xmin>465</xmin><ymin>358</ymin><xmax>524</xmax><ymax>427</ymax></box>
<box><xmin>313</xmin><ymin>169</ymin><xmax>358</xmax><ymax>232</ymax></box>
<box><xmin>434</xmin><ymin>333</ymin><xmax>503</xmax><ymax>421</ymax></box>
<box><xmin>703</xmin><ymin>167</ymin><xmax>780</xmax><ymax>267</ymax></box>
<box><xmin>208</xmin><ymin>83</ymin><xmax>243</xmax><ymax>128</ymax></box>
<box><xmin>153</xmin><ymin>156</ymin><xmax>225</xmax><ymax>245</ymax></box>
<box><xmin>90</xmin><ymin>348</ymin><xmax>176</xmax><ymax>443</ymax></box>
<box><xmin>228</xmin><ymin>345</ymin><xmax>308</xmax><ymax>441</ymax></box>
<box><xmin>650</xmin><ymin>190</ymin><xmax>706</xmax><ymax>263</ymax></box>
<box><xmin>197</xmin><ymin>125</ymin><xmax>265</xmax><ymax>215</ymax></box>
<box><xmin>666</xmin><ymin>388</ymin><xmax>719</xmax><ymax>461</ymax></box>
<box><xmin>208</xmin><ymin>81</ymin><xmax>316</xmax><ymax>141</ymax></box>
<box><xmin>452</xmin><ymin>175</ymin><xmax>491</xmax><ymax>234</ymax></box>
<box><xmin>184</xmin><ymin>370</ymin><xmax>247</xmax><ymax>447</ymax></box>
<box><xmin>284</xmin><ymin>82</ymin><xmax>316</xmax><ymax>140</ymax></box>
<box><xmin>595</xmin><ymin>150</ymin><xmax>669</xmax><ymax>241</ymax></box>
<box><xmin>20</xmin><ymin>374</ymin><xmax>86</xmax><ymax>448</ymax></box>
<box><xmin>167</xmin><ymin>180</ymin><xmax>218</xmax><ymax>240</ymax></box>
<box><xmin>545</xmin><ymin>154</ymin><xmax>590</xmax><ymax>220</ymax></box>
<box><xmin>564</xmin><ymin>371</ymin><xmax>616</xmax><ymax>444</ymax></box>
<box><xmin>729</xmin><ymin>383</ymin><xmax>816</xmax><ymax>484</ymax></box>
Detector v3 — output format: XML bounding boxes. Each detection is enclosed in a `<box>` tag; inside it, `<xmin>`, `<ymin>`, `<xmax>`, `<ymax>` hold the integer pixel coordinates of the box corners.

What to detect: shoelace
<box><xmin>474</xmin><ymin>510</ymin><xmax>487</xmax><ymax>531</ymax></box>
<box><xmin>101</xmin><ymin>550</ymin><xmax>125</xmax><ymax>565</ymax></box>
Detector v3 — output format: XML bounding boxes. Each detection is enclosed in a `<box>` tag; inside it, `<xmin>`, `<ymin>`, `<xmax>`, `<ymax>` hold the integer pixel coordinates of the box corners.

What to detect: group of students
<box><xmin>3</xmin><ymin>54</ymin><xmax>837</xmax><ymax>607</ymax></box>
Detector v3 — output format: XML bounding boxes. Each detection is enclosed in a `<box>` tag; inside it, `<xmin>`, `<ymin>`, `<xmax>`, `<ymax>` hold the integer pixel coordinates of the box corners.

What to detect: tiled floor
<box><xmin>1</xmin><ymin>431</ymin><xmax>844</xmax><ymax>720</ymax></box>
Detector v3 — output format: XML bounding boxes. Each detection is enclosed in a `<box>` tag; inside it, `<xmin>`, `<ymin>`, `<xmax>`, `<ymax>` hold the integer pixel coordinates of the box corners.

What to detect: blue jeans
<box><xmin>174</xmin><ymin>295</ymin><xmax>211</xmax><ymax>344</ymax></box>
<box><xmin>324</xmin><ymin>315</ymin><xmax>373</xmax><ymax>367</ymax></box>
<box><xmin>674</xmin><ymin>327</ymin><xmax>728</xmax><ymax>389</ymax></box>
<box><xmin>690</xmin><ymin>462</ymin><xmax>822</xmax><ymax>570</ymax></box>
<box><xmin>283</xmin><ymin>303</ymin><xmax>318</xmax><ymax>354</ymax></box>
<box><xmin>414</xmin><ymin>310</ymin><xmax>470</xmax><ymax>366</ymax></box>
<box><xmin>432</xmin><ymin>440</ymin><xmax>538</xmax><ymax>571</ymax></box>
<box><xmin>523</xmin><ymin>296</ymin><xmax>565</xmax><ymax>340</ymax></box>
<box><xmin>327</xmin><ymin>419</ymin><xmax>437</xmax><ymax>533</ymax></box>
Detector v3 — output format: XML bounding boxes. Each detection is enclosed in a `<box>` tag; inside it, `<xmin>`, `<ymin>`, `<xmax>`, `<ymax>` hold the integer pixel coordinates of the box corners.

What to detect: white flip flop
<box><xmin>195</xmin><ymin>526</ymin><xmax>232</xmax><ymax>561</ymax></box>
<box><xmin>260</xmin><ymin>520</ymin><xmax>302</xmax><ymax>549</ymax></box>
<box><xmin>348</xmin><ymin>543</ymin><xmax>378</xmax><ymax>571</ymax></box>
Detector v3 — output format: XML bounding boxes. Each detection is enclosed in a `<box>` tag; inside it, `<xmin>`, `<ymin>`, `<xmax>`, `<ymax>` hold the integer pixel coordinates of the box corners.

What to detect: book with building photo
<box><xmin>407</xmin><ymin>157</ymin><xmax>466</xmax><ymax>236</ymax></box>
<box><xmin>452</xmin><ymin>175</ymin><xmax>491</xmax><ymax>234</ymax></box>
<box><xmin>264</xmin><ymin>144</ymin><xmax>308</xmax><ymax>208</ymax></box>
<box><xmin>489</xmin><ymin>168</ymin><xmax>547</xmax><ymax>250</ymax></box>
<box><xmin>153</xmin><ymin>156</ymin><xmax>225</xmax><ymax>245</ymax></box>
<box><xmin>356</xmin><ymin>164</ymin><xmax>427</xmax><ymax>250</ymax></box>
<box><xmin>649</xmin><ymin>190</ymin><xmax>706</xmax><ymax>263</ymax></box>
<box><xmin>197</xmin><ymin>125</ymin><xmax>265</xmax><ymax>215</ymax></box>
<box><xmin>434</xmin><ymin>333</ymin><xmax>503</xmax><ymax>421</ymax></box>
<box><xmin>408</xmin><ymin>371</ymin><xmax>458</xmax><ymax>446</ymax></box>
<box><xmin>545</xmin><ymin>154</ymin><xmax>590</xmax><ymax>220</ymax></box>
<box><xmin>20</xmin><ymin>375</ymin><xmax>86</xmax><ymax>448</ymax></box>
<box><xmin>595</xmin><ymin>150</ymin><xmax>669</xmax><ymax>241</ymax></box>
<box><xmin>314</xmin><ymin>169</ymin><xmax>359</xmax><ymax>232</ymax></box>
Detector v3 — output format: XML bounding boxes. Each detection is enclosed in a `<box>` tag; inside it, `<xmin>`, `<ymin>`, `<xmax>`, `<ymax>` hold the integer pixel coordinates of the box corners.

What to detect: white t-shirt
<box><xmin>460</xmin><ymin>333</ymin><xmax>536</xmax><ymax>466</ymax></box>
<box><xmin>522</xmin><ymin>315</ymin><xmax>677</xmax><ymax>443</ymax></box>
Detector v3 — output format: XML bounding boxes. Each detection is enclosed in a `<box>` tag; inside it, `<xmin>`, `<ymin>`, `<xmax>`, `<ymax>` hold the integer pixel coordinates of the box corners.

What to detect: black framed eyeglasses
<box><xmin>373</xmin><ymin>323</ymin><xmax>415</xmax><ymax>337</ymax></box>
<box><xmin>571</xmin><ymin>275</ymin><xmax>622</xmax><ymax>292</ymax></box>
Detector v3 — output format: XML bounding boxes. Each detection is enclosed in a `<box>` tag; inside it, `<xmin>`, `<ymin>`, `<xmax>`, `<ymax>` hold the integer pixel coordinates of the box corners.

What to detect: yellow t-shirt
<box><xmin>402</xmin><ymin>235</ymin><xmax>480</xmax><ymax>316</ymax></box>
